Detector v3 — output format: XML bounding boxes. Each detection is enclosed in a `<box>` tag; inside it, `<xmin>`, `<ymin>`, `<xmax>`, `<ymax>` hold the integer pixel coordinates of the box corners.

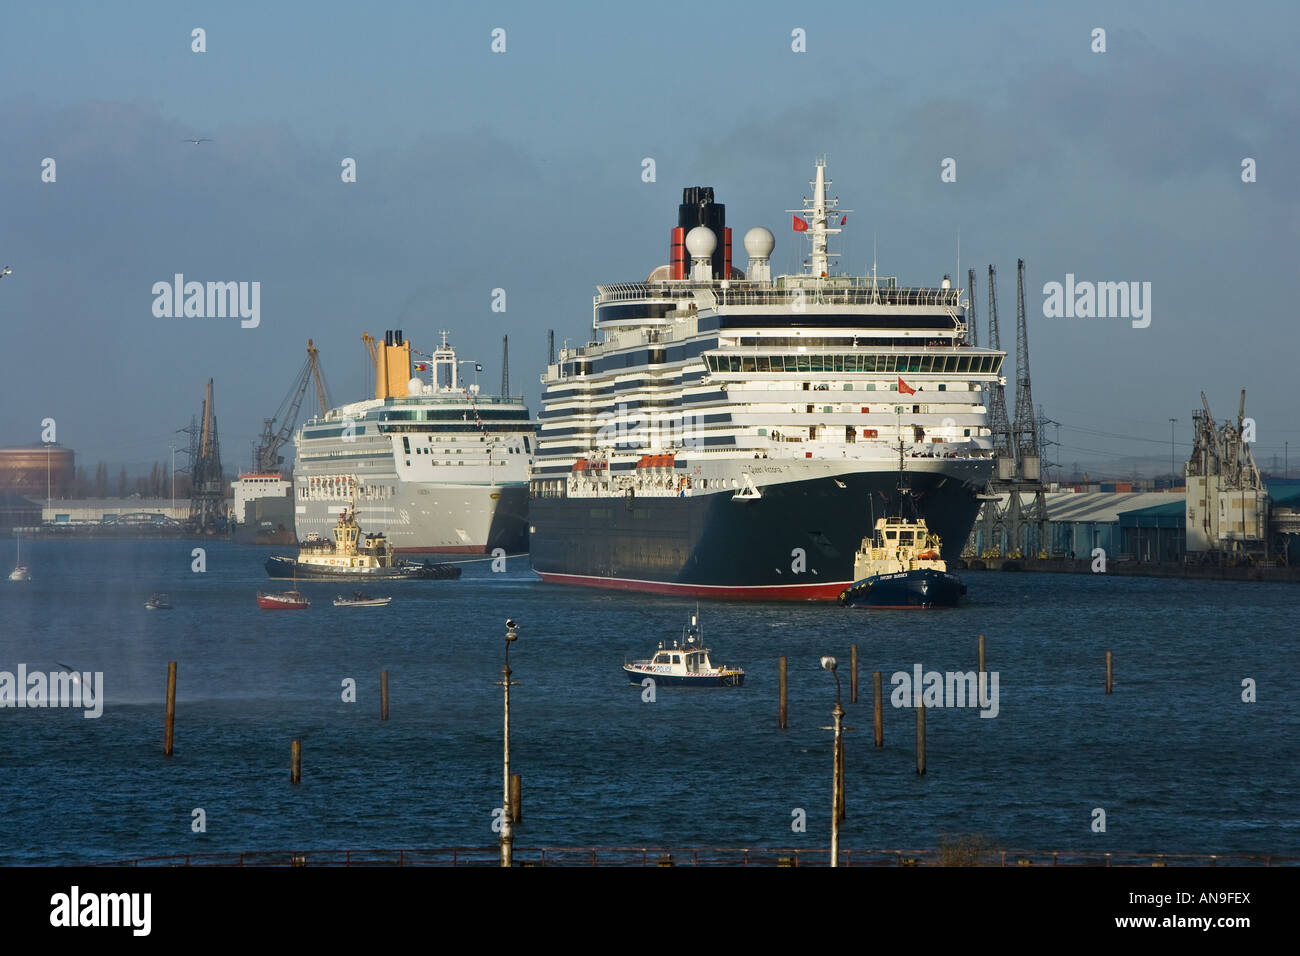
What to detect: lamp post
<box><xmin>168</xmin><ymin>442</ymin><xmax>176</xmax><ymax>517</ymax></box>
<box><xmin>499</xmin><ymin>619</ymin><xmax>520</xmax><ymax>867</ymax></box>
<box><xmin>821</xmin><ymin>656</ymin><xmax>844</xmax><ymax>867</ymax></box>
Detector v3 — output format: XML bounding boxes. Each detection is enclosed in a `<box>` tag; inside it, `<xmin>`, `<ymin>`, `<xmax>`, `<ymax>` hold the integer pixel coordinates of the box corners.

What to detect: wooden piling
<box><xmin>380</xmin><ymin>669</ymin><xmax>389</xmax><ymax>721</ymax></box>
<box><xmin>850</xmin><ymin>644</ymin><xmax>859</xmax><ymax>704</ymax></box>
<box><xmin>510</xmin><ymin>773</ymin><xmax>522</xmax><ymax>823</ymax></box>
<box><xmin>163</xmin><ymin>661</ymin><xmax>177</xmax><ymax>757</ymax></box>
<box><xmin>291</xmin><ymin>739</ymin><xmax>301</xmax><ymax>784</ymax></box>
<box><xmin>873</xmin><ymin>671</ymin><xmax>883</xmax><ymax>748</ymax></box>
<box><xmin>835</xmin><ymin>736</ymin><xmax>845</xmax><ymax>821</ymax></box>
<box><xmin>978</xmin><ymin>634</ymin><xmax>986</xmax><ymax>674</ymax></box>
<box><xmin>915</xmin><ymin>702</ymin><xmax>926</xmax><ymax>775</ymax></box>
<box><xmin>1105</xmin><ymin>651</ymin><xmax>1113</xmax><ymax>695</ymax></box>
<box><xmin>778</xmin><ymin>657</ymin><xmax>788</xmax><ymax>729</ymax></box>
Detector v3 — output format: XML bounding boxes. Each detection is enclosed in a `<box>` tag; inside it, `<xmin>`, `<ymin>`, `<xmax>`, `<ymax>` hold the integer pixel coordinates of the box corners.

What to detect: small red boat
<box><xmin>257</xmin><ymin>589</ymin><xmax>310</xmax><ymax>610</ymax></box>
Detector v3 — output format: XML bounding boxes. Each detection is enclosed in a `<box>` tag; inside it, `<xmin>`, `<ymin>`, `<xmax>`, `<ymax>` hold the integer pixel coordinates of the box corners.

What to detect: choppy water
<box><xmin>0</xmin><ymin>537</ymin><xmax>1296</xmax><ymax>864</ymax></box>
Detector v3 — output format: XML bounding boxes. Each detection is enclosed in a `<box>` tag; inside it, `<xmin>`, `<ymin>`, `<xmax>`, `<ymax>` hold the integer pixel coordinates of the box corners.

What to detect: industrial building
<box><xmin>973</xmin><ymin>478</ymin><xmax>1298</xmax><ymax>566</ymax></box>
<box><xmin>41</xmin><ymin>499</ymin><xmax>192</xmax><ymax>525</ymax></box>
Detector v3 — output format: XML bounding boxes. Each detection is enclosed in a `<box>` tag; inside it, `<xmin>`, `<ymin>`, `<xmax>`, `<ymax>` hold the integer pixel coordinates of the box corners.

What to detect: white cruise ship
<box><xmin>294</xmin><ymin>331</ymin><xmax>533</xmax><ymax>553</ymax></box>
<box><xmin>527</xmin><ymin>158</ymin><xmax>1003</xmax><ymax>599</ymax></box>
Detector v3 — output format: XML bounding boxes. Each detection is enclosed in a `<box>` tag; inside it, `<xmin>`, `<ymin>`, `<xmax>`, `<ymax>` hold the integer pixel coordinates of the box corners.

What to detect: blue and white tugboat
<box><xmin>623</xmin><ymin>610</ymin><xmax>745</xmax><ymax>687</ymax></box>
<box><xmin>838</xmin><ymin>444</ymin><xmax>966</xmax><ymax>608</ymax></box>
<box><xmin>837</xmin><ymin>514</ymin><xmax>966</xmax><ymax>608</ymax></box>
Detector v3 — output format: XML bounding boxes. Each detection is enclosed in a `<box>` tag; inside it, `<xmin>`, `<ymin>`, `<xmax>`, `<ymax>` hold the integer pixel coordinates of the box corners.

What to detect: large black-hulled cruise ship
<box><xmin>528</xmin><ymin>159</ymin><xmax>1002</xmax><ymax>600</ymax></box>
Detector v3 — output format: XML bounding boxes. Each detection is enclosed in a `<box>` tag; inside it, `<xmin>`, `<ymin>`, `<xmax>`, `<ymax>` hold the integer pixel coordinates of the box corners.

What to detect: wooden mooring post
<box><xmin>510</xmin><ymin>774</ymin><xmax>522</xmax><ymax>823</ymax></box>
<box><xmin>915</xmin><ymin>702</ymin><xmax>926</xmax><ymax>775</ymax></box>
<box><xmin>978</xmin><ymin>634</ymin><xmax>986</xmax><ymax>674</ymax></box>
<box><xmin>873</xmin><ymin>671</ymin><xmax>883</xmax><ymax>748</ymax></box>
<box><xmin>291</xmin><ymin>739</ymin><xmax>301</xmax><ymax>784</ymax></box>
<box><xmin>1105</xmin><ymin>651</ymin><xmax>1113</xmax><ymax>695</ymax></box>
<box><xmin>835</xmin><ymin>735</ymin><xmax>845</xmax><ymax>821</ymax></box>
<box><xmin>850</xmin><ymin>644</ymin><xmax>859</xmax><ymax>704</ymax></box>
<box><xmin>380</xmin><ymin>670</ymin><xmax>389</xmax><ymax>721</ymax></box>
<box><xmin>778</xmin><ymin>657</ymin><xmax>788</xmax><ymax>729</ymax></box>
<box><xmin>163</xmin><ymin>661</ymin><xmax>177</xmax><ymax>757</ymax></box>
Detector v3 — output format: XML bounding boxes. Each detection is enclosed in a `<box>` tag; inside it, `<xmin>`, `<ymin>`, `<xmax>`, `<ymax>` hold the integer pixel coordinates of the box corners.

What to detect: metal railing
<box><xmin>594</xmin><ymin>279</ymin><xmax>961</xmax><ymax>310</ymax></box>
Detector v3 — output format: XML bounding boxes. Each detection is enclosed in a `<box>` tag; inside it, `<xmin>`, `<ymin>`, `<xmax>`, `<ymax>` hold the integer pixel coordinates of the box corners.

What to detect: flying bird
<box><xmin>55</xmin><ymin>663</ymin><xmax>83</xmax><ymax>685</ymax></box>
<box><xmin>0</xmin><ymin>266</ymin><xmax>12</xmax><ymax>279</ymax></box>
<box><xmin>182</xmin><ymin>138</ymin><xmax>212</xmax><ymax>145</ymax></box>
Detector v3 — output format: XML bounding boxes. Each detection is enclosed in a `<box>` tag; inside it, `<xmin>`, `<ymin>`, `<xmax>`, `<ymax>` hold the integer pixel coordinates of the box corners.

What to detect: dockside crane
<box><xmin>252</xmin><ymin>340</ymin><xmax>332</xmax><ymax>474</ymax></box>
<box><xmin>362</xmin><ymin>332</ymin><xmax>378</xmax><ymax>397</ymax></box>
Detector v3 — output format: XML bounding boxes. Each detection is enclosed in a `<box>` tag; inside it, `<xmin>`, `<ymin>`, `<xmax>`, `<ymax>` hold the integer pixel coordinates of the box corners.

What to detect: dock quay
<box><xmin>962</xmin><ymin>555</ymin><xmax>1300</xmax><ymax>583</ymax></box>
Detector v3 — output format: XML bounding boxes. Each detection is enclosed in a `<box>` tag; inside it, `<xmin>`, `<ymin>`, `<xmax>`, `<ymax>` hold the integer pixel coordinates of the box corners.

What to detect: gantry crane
<box><xmin>252</xmin><ymin>339</ymin><xmax>331</xmax><ymax>474</ymax></box>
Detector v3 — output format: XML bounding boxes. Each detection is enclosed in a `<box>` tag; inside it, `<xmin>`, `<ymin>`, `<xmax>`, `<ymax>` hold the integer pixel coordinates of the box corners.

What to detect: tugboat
<box><xmin>145</xmin><ymin>593</ymin><xmax>173</xmax><ymax>610</ymax></box>
<box><xmin>257</xmin><ymin>589</ymin><xmax>310</xmax><ymax>610</ymax></box>
<box><xmin>623</xmin><ymin>610</ymin><xmax>745</xmax><ymax>687</ymax></box>
<box><xmin>837</xmin><ymin>515</ymin><xmax>966</xmax><ymax>608</ymax></box>
<box><xmin>333</xmin><ymin>592</ymin><xmax>392</xmax><ymax>607</ymax></box>
<box><xmin>266</xmin><ymin>500</ymin><xmax>461</xmax><ymax>581</ymax></box>
<box><xmin>838</xmin><ymin>442</ymin><xmax>966</xmax><ymax>609</ymax></box>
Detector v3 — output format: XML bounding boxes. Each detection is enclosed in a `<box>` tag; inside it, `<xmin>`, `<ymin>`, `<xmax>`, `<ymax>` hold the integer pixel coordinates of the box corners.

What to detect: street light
<box><xmin>169</xmin><ymin>442</ymin><xmax>176</xmax><ymax>517</ymax></box>
<box><xmin>821</xmin><ymin>656</ymin><xmax>844</xmax><ymax>867</ymax></box>
<box><xmin>498</xmin><ymin>619</ymin><xmax>520</xmax><ymax>867</ymax></box>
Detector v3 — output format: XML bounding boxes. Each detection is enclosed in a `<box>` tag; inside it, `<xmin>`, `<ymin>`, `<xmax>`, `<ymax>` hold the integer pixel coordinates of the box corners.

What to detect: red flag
<box><xmin>898</xmin><ymin>377</ymin><xmax>916</xmax><ymax>395</ymax></box>
<box><xmin>840</xmin><ymin>215</ymin><xmax>847</xmax><ymax>225</ymax></box>
<box><xmin>792</xmin><ymin>215</ymin><xmax>809</xmax><ymax>232</ymax></box>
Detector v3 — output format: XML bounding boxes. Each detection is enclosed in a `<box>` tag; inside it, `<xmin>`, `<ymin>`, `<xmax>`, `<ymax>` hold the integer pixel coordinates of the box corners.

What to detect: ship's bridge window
<box><xmin>654</xmin><ymin>654</ymin><xmax>669</xmax><ymax>664</ymax></box>
<box><xmin>899</xmin><ymin>532</ymin><xmax>914</xmax><ymax>544</ymax></box>
<box><xmin>886</xmin><ymin>531</ymin><xmax>897</xmax><ymax>539</ymax></box>
<box><xmin>672</xmin><ymin>655</ymin><xmax>681</xmax><ymax>664</ymax></box>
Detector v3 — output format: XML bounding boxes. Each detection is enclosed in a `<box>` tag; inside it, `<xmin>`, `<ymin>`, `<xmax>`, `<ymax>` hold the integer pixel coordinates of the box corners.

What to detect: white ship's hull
<box><xmin>292</xmin><ymin>371</ymin><xmax>534</xmax><ymax>554</ymax></box>
<box><xmin>294</xmin><ymin>478</ymin><xmax>528</xmax><ymax>553</ymax></box>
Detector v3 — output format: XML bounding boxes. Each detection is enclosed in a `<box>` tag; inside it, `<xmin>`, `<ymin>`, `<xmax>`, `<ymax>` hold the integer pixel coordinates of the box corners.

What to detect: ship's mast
<box><xmin>432</xmin><ymin>329</ymin><xmax>457</xmax><ymax>391</ymax></box>
<box><xmin>788</xmin><ymin>157</ymin><xmax>850</xmax><ymax>277</ymax></box>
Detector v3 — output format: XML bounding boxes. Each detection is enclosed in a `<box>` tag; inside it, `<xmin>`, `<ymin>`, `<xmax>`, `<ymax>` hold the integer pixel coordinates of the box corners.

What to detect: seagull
<box><xmin>0</xmin><ymin>266</ymin><xmax>12</xmax><ymax>279</ymax></box>
<box><xmin>55</xmin><ymin>663</ymin><xmax>83</xmax><ymax>685</ymax></box>
<box><xmin>182</xmin><ymin>138</ymin><xmax>212</xmax><ymax>146</ymax></box>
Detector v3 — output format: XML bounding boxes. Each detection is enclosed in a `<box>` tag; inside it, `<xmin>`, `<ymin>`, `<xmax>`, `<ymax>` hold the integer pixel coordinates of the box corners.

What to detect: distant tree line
<box><xmin>63</xmin><ymin>462</ymin><xmax>201</xmax><ymax>499</ymax></box>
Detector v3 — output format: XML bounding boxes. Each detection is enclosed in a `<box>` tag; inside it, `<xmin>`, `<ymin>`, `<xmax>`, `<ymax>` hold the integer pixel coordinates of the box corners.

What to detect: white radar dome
<box><xmin>685</xmin><ymin>226</ymin><xmax>717</xmax><ymax>258</ymax></box>
<box><xmin>408</xmin><ymin>377</ymin><xmax>424</xmax><ymax>394</ymax></box>
<box><xmin>743</xmin><ymin>226</ymin><xmax>775</xmax><ymax>258</ymax></box>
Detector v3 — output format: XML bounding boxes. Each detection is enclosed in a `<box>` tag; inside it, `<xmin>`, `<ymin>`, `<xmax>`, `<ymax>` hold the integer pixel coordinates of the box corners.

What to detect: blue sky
<box><xmin>2</xmin><ymin>0</ymin><xmax>1297</xmax><ymax>477</ymax></box>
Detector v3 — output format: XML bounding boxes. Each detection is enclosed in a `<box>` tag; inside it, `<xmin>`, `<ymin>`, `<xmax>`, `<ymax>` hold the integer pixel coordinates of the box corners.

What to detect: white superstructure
<box><xmin>294</xmin><ymin>332</ymin><xmax>533</xmax><ymax>553</ymax></box>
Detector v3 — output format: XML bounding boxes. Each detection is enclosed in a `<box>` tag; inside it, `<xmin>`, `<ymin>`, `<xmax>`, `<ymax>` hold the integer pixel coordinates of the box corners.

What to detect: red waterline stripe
<box><xmin>536</xmin><ymin>571</ymin><xmax>850</xmax><ymax>602</ymax></box>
